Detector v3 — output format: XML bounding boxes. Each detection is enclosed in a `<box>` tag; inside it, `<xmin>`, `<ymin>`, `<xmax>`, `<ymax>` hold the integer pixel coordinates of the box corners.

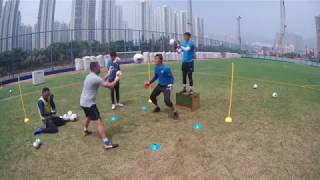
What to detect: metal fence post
<box><xmin>138</xmin><ymin>30</ymin><xmax>141</xmax><ymax>51</ymax></box>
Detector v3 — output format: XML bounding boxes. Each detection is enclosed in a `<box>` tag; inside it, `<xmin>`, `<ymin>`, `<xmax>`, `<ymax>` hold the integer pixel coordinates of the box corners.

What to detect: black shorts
<box><xmin>81</xmin><ymin>104</ymin><xmax>101</xmax><ymax>121</ymax></box>
<box><xmin>182</xmin><ymin>62</ymin><xmax>194</xmax><ymax>73</ymax></box>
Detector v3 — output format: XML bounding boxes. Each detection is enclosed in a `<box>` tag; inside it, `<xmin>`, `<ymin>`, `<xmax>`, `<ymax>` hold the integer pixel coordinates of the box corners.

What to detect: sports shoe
<box><xmin>112</xmin><ymin>104</ymin><xmax>116</xmax><ymax>110</ymax></box>
<box><xmin>33</xmin><ymin>128</ymin><xmax>43</xmax><ymax>136</ymax></box>
<box><xmin>116</xmin><ymin>103</ymin><xmax>124</xmax><ymax>107</ymax></box>
<box><xmin>189</xmin><ymin>89</ymin><xmax>193</xmax><ymax>95</ymax></box>
<box><xmin>83</xmin><ymin>130</ymin><xmax>92</xmax><ymax>136</ymax></box>
<box><xmin>103</xmin><ymin>141</ymin><xmax>119</xmax><ymax>150</ymax></box>
<box><xmin>153</xmin><ymin>107</ymin><xmax>161</xmax><ymax>113</ymax></box>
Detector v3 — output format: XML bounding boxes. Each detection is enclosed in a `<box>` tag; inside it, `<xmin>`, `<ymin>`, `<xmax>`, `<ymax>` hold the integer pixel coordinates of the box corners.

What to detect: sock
<box><xmin>183</xmin><ymin>84</ymin><xmax>186</xmax><ymax>88</ymax></box>
<box><xmin>190</xmin><ymin>86</ymin><xmax>193</xmax><ymax>90</ymax></box>
<box><xmin>103</xmin><ymin>137</ymin><xmax>110</xmax><ymax>144</ymax></box>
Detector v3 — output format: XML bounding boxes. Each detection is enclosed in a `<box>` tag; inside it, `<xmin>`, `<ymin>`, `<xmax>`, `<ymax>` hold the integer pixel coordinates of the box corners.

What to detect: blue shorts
<box><xmin>81</xmin><ymin>104</ymin><xmax>101</xmax><ymax>120</ymax></box>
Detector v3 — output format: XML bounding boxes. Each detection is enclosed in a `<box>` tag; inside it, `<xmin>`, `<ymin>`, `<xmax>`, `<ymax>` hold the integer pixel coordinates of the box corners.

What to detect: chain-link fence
<box><xmin>0</xmin><ymin>28</ymin><xmax>246</xmax><ymax>80</ymax></box>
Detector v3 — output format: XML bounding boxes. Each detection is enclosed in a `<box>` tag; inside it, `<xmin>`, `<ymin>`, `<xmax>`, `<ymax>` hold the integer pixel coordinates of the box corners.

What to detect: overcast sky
<box><xmin>18</xmin><ymin>0</ymin><xmax>320</xmax><ymax>43</ymax></box>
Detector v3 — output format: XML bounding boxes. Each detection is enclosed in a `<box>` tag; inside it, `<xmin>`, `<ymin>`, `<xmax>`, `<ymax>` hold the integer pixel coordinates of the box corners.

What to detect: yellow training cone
<box><xmin>225</xmin><ymin>116</ymin><xmax>232</xmax><ymax>123</ymax></box>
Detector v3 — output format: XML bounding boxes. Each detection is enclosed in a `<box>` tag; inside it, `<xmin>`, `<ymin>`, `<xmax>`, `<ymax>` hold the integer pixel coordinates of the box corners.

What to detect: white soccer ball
<box><xmin>67</xmin><ymin>111</ymin><xmax>73</xmax><ymax>116</ymax></box>
<box><xmin>169</xmin><ymin>39</ymin><xmax>176</xmax><ymax>46</ymax></box>
<box><xmin>253</xmin><ymin>84</ymin><xmax>258</xmax><ymax>89</ymax></box>
<box><xmin>70</xmin><ymin>113</ymin><xmax>77</xmax><ymax>121</ymax></box>
<box><xmin>133</xmin><ymin>53</ymin><xmax>144</xmax><ymax>64</ymax></box>
<box><xmin>272</xmin><ymin>92</ymin><xmax>278</xmax><ymax>98</ymax></box>
<box><xmin>33</xmin><ymin>141</ymin><xmax>40</xmax><ymax>149</ymax></box>
<box><xmin>63</xmin><ymin>114</ymin><xmax>69</xmax><ymax>121</ymax></box>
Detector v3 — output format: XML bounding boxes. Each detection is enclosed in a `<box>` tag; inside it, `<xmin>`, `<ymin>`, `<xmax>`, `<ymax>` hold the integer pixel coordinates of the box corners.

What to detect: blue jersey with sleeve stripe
<box><xmin>151</xmin><ymin>64</ymin><xmax>174</xmax><ymax>86</ymax></box>
<box><xmin>181</xmin><ymin>40</ymin><xmax>195</xmax><ymax>63</ymax></box>
<box><xmin>107</xmin><ymin>59</ymin><xmax>120</xmax><ymax>81</ymax></box>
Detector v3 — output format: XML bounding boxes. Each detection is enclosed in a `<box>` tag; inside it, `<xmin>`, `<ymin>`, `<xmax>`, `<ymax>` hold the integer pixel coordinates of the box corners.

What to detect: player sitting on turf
<box><xmin>144</xmin><ymin>54</ymin><xmax>179</xmax><ymax>120</ymax></box>
<box><xmin>175</xmin><ymin>32</ymin><xmax>196</xmax><ymax>94</ymax></box>
<box><xmin>33</xmin><ymin>87</ymin><xmax>67</xmax><ymax>135</ymax></box>
<box><xmin>105</xmin><ymin>52</ymin><xmax>124</xmax><ymax>110</ymax></box>
<box><xmin>80</xmin><ymin>61</ymin><xmax>120</xmax><ymax>150</ymax></box>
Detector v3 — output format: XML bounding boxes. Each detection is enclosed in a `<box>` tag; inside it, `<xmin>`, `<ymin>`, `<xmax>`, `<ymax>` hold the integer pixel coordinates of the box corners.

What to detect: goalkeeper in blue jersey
<box><xmin>144</xmin><ymin>54</ymin><xmax>179</xmax><ymax>120</ymax></box>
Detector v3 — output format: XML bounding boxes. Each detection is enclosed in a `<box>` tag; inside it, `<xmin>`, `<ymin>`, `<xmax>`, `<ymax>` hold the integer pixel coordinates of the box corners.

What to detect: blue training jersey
<box><xmin>181</xmin><ymin>40</ymin><xmax>195</xmax><ymax>63</ymax></box>
<box><xmin>107</xmin><ymin>59</ymin><xmax>120</xmax><ymax>81</ymax></box>
<box><xmin>150</xmin><ymin>64</ymin><xmax>174</xmax><ymax>86</ymax></box>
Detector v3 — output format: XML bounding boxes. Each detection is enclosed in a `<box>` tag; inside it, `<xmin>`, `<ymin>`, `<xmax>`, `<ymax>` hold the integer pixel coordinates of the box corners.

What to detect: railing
<box><xmin>0</xmin><ymin>28</ymin><xmax>246</xmax><ymax>78</ymax></box>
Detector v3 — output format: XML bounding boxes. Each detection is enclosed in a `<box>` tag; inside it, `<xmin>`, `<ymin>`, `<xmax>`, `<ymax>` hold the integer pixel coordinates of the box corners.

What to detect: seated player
<box><xmin>33</xmin><ymin>87</ymin><xmax>67</xmax><ymax>135</ymax></box>
<box><xmin>80</xmin><ymin>61</ymin><xmax>120</xmax><ymax>150</ymax></box>
<box><xmin>144</xmin><ymin>54</ymin><xmax>179</xmax><ymax>120</ymax></box>
<box><xmin>105</xmin><ymin>52</ymin><xmax>124</xmax><ymax>110</ymax></box>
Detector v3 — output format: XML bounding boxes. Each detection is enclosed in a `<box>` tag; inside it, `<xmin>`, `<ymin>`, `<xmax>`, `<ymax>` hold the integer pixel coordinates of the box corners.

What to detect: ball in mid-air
<box><xmin>169</xmin><ymin>39</ymin><xmax>176</xmax><ymax>46</ymax></box>
<box><xmin>133</xmin><ymin>54</ymin><xmax>143</xmax><ymax>64</ymax></box>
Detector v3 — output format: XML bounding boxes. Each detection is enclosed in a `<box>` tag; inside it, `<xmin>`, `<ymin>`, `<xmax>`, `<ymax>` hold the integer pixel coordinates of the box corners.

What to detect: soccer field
<box><xmin>1</xmin><ymin>58</ymin><xmax>320</xmax><ymax>179</ymax></box>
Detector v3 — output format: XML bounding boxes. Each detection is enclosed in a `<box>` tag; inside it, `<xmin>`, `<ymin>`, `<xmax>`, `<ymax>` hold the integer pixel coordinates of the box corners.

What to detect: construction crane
<box><xmin>278</xmin><ymin>0</ymin><xmax>287</xmax><ymax>56</ymax></box>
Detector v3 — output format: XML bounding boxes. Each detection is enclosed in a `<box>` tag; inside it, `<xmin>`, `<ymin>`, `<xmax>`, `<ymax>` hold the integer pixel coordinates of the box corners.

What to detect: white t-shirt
<box><xmin>80</xmin><ymin>72</ymin><xmax>107</xmax><ymax>107</ymax></box>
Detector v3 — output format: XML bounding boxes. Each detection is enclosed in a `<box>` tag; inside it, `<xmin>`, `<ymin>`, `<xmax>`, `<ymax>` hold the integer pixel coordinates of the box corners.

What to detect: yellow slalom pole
<box><xmin>147</xmin><ymin>58</ymin><xmax>152</xmax><ymax>103</ymax></box>
<box><xmin>225</xmin><ymin>63</ymin><xmax>234</xmax><ymax>123</ymax></box>
<box><xmin>18</xmin><ymin>76</ymin><xmax>29</xmax><ymax>123</ymax></box>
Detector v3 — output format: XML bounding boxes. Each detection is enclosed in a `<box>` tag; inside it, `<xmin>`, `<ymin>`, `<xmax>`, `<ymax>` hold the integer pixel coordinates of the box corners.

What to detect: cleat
<box><xmin>104</xmin><ymin>140</ymin><xmax>119</xmax><ymax>150</ymax></box>
<box><xmin>83</xmin><ymin>130</ymin><xmax>92</xmax><ymax>136</ymax></box>
<box><xmin>112</xmin><ymin>104</ymin><xmax>116</xmax><ymax>110</ymax></box>
<box><xmin>116</xmin><ymin>103</ymin><xmax>124</xmax><ymax>107</ymax></box>
<box><xmin>153</xmin><ymin>107</ymin><xmax>161</xmax><ymax>113</ymax></box>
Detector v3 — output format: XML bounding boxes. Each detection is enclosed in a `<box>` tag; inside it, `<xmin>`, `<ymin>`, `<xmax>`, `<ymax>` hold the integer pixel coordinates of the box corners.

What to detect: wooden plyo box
<box><xmin>176</xmin><ymin>92</ymin><xmax>200</xmax><ymax>111</ymax></box>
